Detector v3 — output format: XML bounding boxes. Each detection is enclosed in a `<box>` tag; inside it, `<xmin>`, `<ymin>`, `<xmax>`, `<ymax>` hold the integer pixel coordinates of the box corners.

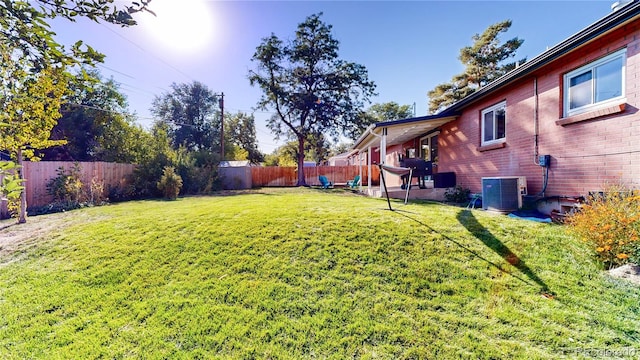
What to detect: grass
<box><xmin>0</xmin><ymin>187</ymin><xmax>638</xmax><ymax>359</ymax></box>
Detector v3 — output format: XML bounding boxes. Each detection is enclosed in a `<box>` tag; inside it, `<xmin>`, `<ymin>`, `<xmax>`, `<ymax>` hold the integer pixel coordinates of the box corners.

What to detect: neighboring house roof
<box><xmin>219</xmin><ymin>160</ymin><xmax>253</xmax><ymax>167</ymax></box>
<box><xmin>352</xmin><ymin>0</ymin><xmax>640</xmax><ymax>151</ymax></box>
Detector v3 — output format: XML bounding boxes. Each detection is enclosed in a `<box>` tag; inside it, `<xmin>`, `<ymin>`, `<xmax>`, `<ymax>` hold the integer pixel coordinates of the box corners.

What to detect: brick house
<box><xmin>352</xmin><ymin>1</ymin><xmax>640</xmax><ymax>214</ymax></box>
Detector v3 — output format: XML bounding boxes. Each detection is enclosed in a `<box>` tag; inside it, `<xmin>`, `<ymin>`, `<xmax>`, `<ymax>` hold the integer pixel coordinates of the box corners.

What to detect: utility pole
<box><xmin>219</xmin><ymin>92</ymin><xmax>224</xmax><ymax>160</ymax></box>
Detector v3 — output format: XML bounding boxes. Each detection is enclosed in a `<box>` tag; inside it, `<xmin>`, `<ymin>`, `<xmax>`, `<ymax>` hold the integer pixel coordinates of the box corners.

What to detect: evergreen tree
<box><xmin>427</xmin><ymin>20</ymin><xmax>525</xmax><ymax>114</ymax></box>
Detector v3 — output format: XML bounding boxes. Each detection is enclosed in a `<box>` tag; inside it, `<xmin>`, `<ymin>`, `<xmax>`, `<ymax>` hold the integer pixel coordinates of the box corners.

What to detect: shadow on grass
<box><xmin>456</xmin><ymin>210</ymin><xmax>550</xmax><ymax>292</ymax></box>
<box><xmin>395</xmin><ymin>210</ymin><xmax>550</xmax><ymax>293</ymax></box>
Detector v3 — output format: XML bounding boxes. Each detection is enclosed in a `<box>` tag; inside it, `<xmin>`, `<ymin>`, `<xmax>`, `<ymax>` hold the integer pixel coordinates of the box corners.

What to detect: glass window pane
<box><xmin>495</xmin><ymin>107</ymin><xmax>506</xmax><ymax>139</ymax></box>
<box><xmin>483</xmin><ymin>111</ymin><xmax>494</xmax><ymax>142</ymax></box>
<box><xmin>595</xmin><ymin>57</ymin><xmax>623</xmax><ymax>102</ymax></box>
<box><xmin>420</xmin><ymin>138</ymin><xmax>429</xmax><ymax>160</ymax></box>
<box><xmin>430</xmin><ymin>135</ymin><xmax>438</xmax><ymax>162</ymax></box>
<box><xmin>569</xmin><ymin>71</ymin><xmax>593</xmax><ymax>109</ymax></box>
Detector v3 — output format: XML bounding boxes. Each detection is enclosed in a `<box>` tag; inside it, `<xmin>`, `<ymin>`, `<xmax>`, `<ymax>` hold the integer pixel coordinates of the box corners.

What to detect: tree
<box><xmin>349</xmin><ymin>102</ymin><xmax>414</xmax><ymax>140</ymax></box>
<box><xmin>0</xmin><ymin>43</ymin><xmax>68</xmax><ymax>223</ymax></box>
<box><xmin>0</xmin><ymin>1</ymin><xmax>152</xmax><ymax>222</ymax></box>
<box><xmin>151</xmin><ymin>81</ymin><xmax>222</xmax><ymax>154</ymax></box>
<box><xmin>0</xmin><ymin>1</ymin><xmax>152</xmax><ymax>71</ymax></box>
<box><xmin>249</xmin><ymin>13</ymin><xmax>376</xmax><ymax>186</ymax></box>
<box><xmin>225</xmin><ymin>112</ymin><xmax>264</xmax><ymax>164</ymax></box>
<box><xmin>263</xmin><ymin>143</ymin><xmax>298</xmax><ymax>167</ymax></box>
<box><xmin>329</xmin><ymin>142</ymin><xmax>353</xmax><ymax>158</ymax></box>
<box><xmin>40</xmin><ymin>69</ymin><xmax>147</xmax><ymax>163</ymax></box>
<box><xmin>427</xmin><ymin>20</ymin><xmax>525</xmax><ymax>113</ymax></box>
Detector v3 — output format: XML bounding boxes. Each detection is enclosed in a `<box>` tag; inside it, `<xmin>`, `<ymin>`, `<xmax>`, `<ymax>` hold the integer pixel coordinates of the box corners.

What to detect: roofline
<box><xmin>441</xmin><ymin>0</ymin><xmax>640</xmax><ymax>114</ymax></box>
<box><xmin>352</xmin><ymin>113</ymin><xmax>459</xmax><ymax>149</ymax></box>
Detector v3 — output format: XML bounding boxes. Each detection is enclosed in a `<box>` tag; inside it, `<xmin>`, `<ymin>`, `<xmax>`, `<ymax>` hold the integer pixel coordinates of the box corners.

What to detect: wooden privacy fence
<box><xmin>251</xmin><ymin>165</ymin><xmax>379</xmax><ymax>187</ymax></box>
<box><xmin>1</xmin><ymin>161</ymin><xmax>135</xmax><ymax>210</ymax></box>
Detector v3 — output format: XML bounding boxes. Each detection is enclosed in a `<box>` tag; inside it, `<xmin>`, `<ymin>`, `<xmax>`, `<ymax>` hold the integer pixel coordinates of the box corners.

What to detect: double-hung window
<box><xmin>481</xmin><ymin>101</ymin><xmax>506</xmax><ymax>146</ymax></box>
<box><xmin>563</xmin><ymin>48</ymin><xmax>626</xmax><ymax>117</ymax></box>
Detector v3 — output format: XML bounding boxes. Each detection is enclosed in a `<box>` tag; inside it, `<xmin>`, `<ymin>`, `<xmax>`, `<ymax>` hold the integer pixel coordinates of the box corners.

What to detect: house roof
<box><xmin>440</xmin><ymin>0</ymin><xmax>640</xmax><ymax>115</ymax></box>
<box><xmin>353</xmin><ymin>114</ymin><xmax>458</xmax><ymax>150</ymax></box>
<box><xmin>352</xmin><ymin>0</ymin><xmax>640</xmax><ymax>152</ymax></box>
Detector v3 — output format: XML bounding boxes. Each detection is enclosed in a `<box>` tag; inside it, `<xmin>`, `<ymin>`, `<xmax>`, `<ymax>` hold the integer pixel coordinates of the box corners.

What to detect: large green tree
<box><xmin>0</xmin><ymin>0</ymin><xmax>152</xmax><ymax>222</ymax></box>
<box><xmin>40</xmin><ymin>69</ymin><xmax>147</xmax><ymax>163</ymax></box>
<box><xmin>151</xmin><ymin>81</ymin><xmax>222</xmax><ymax>154</ymax></box>
<box><xmin>249</xmin><ymin>13</ymin><xmax>376</xmax><ymax>186</ymax></box>
<box><xmin>427</xmin><ymin>20</ymin><xmax>525</xmax><ymax>113</ymax></box>
<box><xmin>225</xmin><ymin>112</ymin><xmax>264</xmax><ymax>164</ymax></box>
<box><xmin>349</xmin><ymin>101</ymin><xmax>414</xmax><ymax>140</ymax></box>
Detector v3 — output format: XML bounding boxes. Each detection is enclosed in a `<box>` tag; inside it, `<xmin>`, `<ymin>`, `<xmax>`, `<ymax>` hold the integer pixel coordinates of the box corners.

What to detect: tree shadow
<box><xmin>395</xmin><ymin>210</ymin><xmax>550</xmax><ymax>293</ymax></box>
<box><xmin>456</xmin><ymin>210</ymin><xmax>550</xmax><ymax>292</ymax></box>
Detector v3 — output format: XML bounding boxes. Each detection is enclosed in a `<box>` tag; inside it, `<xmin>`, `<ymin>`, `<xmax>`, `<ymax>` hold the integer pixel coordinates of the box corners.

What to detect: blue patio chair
<box><xmin>347</xmin><ymin>175</ymin><xmax>361</xmax><ymax>188</ymax></box>
<box><xmin>319</xmin><ymin>175</ymin><xmax>333</xmax><ymax>189</ymax></box>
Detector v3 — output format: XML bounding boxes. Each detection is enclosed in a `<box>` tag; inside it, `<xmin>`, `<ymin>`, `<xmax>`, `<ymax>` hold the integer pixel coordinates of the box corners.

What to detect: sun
<box><xmin>137</xmin><ymin>0</ymin><xmax>216</xmax><ymax>55</ymax></box>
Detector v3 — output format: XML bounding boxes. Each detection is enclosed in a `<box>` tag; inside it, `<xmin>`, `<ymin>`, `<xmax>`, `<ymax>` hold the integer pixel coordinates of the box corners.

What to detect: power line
<box><xmin>98</xmin><ymin>22</ymin><xmax>196</xmax><ymax>82</ymax></box>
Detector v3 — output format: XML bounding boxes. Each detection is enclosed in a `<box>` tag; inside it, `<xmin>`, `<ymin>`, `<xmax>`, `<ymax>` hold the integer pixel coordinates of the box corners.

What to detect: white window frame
<box><xmin>563</xmin><ymin>48</ymin><xmax>626</xmax><ymax>117</ymax></box>
<box><xmin>420</xmin><ymin>131</ymin><xmax>440</xmax><ymax>162</ymax></box>
<box><xmin>481</xmin><ymin>101</ymin><xmax>506</xmax><ymax>146</ymax></box>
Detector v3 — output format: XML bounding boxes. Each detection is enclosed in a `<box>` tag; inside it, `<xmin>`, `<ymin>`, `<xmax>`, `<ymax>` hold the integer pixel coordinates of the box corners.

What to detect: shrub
<box><xmin>44</xmin><ymin>163</ymin><xmax>108</xmax><ymax>214</ymax></box>
<box><xmin>46</xmin><ymin>164</ymin><xmax>84</xmax><ymax>207</ymax></box>
<box><xmin>444</xmin><ymin>185</ymin><xmax>471</xmax><ymax>204</ymax></box>
<box><xmin>566</xmin><ymin>184</ymin><xmax>640</xmax><ymax>269</ymax></box>
<box><xmin>157</xmin><ymin>166</ymin><xmax>183</xmax><ymax>200</ymax></box>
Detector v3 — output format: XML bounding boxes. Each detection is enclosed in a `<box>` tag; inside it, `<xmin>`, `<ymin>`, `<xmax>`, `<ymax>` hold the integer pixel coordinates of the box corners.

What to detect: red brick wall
<box><xmin>436</xmin><ymin>22</ymin><xmax>640</xmax><ymax>197</ymax></box>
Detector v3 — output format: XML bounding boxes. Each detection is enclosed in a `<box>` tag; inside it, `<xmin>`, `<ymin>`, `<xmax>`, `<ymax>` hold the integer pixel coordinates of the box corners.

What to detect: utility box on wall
<box><xmin>482</xmin><ymin>177</ymin><xmax>527</xmax><ymax>213</ymax></box>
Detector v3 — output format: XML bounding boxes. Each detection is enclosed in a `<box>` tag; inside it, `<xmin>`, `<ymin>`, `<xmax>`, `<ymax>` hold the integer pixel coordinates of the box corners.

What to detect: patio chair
<box><xmin>347</xmin><ymin>175</ymin><xmax>361</xmax><ymax>188</ymax></box>
<box><xmin>318</xmin><ymin>175</ymin><xmax>333</xmax><ymax>189</ymax></box>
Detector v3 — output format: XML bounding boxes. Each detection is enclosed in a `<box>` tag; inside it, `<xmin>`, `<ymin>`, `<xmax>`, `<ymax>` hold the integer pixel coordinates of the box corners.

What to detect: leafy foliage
<box><xmin>39</xmin><ymin>69</ymin><xmax>149</xmax><ymax>163</ymax></box>
<box><xmin>349</xmin><ymin>102</ymin><xmax>414</xmax><ymax>140</ymax></box>
<box><xmin>224</xmin><ymin>112</ymin><xmax>264</xmax><ymax>164</ymax></box>
<box><xmin>0</xmin><ymin>47</ymin><xmax>68</xmax><ymax>161</ymax></box>
<box><xmin>567</xmin><ymin>184</ymin><xmax>640</xmax><ymax>269</ymax></box>
<box><xmin>151</xmin><ymin>81</ymin><xmax>222</xmax><ymax>153</ymax></box>
<box><xmin>427</xmin><ymin>20</ymin><xmax>525</xmax><ymax>113</ymax></box>
<box><xmin>157</xmin><ymin>166</ymin><xmax>183</xmax><ymax>200</ymax></box>
<box><xmin>0</xmin><ymin>0</ymin><xmax>152</xmax><ymax>71</ymax></box>
<box><xmin>131</xmin><ymin>123</ymin><xmax>178</xmax><ymax>198</ymax></box>
<box><xmin>249</xmin><ymin>13</ymin><xmax>376</xmax><ymax>185</ymax></box>
<box><xmin>0</xmin><ymin>161</ymin><xmax>24</xmax><ymax>202</ymax></box>
<box><xmin>444</xmin><ymin>185</ymin><xmax>471</xmax><ymax>204</ymax></box>
<box><xmin>175</xmin><ymin>148</ymin><xmax>220</xmax><ymax>195</ymax></box>
<box><xmin>42</xmin><ymin>163</ymin><xmax>107</xmax><ymax>214</ymax></box>
<box><xmin>263</xmin><ymin>135</ymin><xmax>330</xmax><ymax>167</ymax></box>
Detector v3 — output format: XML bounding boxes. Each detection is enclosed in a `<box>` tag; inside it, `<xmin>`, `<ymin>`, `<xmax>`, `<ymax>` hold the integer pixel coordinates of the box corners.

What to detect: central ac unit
<box><xmin>482</xmin><ymin>177</ymin><xmax>527</xmax><ymax>213</ymax></box>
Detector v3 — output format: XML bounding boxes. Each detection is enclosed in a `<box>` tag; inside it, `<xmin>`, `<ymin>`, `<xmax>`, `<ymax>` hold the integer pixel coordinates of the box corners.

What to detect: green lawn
<box><xmin>0</xmin><ymin>188</ymin><xmax>638</xmax><ymax>359</ymax></box>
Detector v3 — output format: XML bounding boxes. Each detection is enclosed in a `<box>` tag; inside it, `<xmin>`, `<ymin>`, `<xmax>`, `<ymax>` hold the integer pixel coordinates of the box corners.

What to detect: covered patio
<box><xmin>349</xmin><ymin>113</ymin><xmax>458</xmax><ymax>200</ymax></box>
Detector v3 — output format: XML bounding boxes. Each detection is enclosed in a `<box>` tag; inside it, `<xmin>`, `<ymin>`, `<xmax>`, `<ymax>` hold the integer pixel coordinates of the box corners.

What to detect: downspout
<box><xmin>533</xmin><ymin>76</ymin><xmax>549</xmax><ymax>197</ymax></box>
<box><xmin>533</xmin><ymin>77</ymin><xmax>539</xmax><ymax>165</ymax></box>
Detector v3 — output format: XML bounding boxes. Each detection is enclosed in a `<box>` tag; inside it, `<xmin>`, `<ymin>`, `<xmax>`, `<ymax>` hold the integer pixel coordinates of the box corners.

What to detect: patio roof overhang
<box><xmin>353</xmin><ymin>114</ymin><xmax>459</xmax><ymax>151</ymax></box>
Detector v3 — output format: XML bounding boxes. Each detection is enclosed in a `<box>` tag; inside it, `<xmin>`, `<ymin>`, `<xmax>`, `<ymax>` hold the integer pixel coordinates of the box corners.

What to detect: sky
<box><xmin>49</xmin><ymin>0</ymin><xmax>618</xmax><ymax>154</ymax></box>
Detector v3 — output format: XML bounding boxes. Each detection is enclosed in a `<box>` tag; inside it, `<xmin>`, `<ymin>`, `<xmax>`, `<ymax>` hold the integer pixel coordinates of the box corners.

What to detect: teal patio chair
<box><xmin>319</xmin><ymin>175</ymin><xmax>333</xmax><ymax>189</ymax></box>
<box><xmin>347</xmin><ymin>175</ymin><xmax>361</xmax><ymax>188</ymax></box>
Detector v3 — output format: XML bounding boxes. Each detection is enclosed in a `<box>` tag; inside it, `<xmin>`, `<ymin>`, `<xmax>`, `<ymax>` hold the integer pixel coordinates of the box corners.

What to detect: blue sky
<box><xmin>50</xmin><ymin>0</ymin><xmax>615</xmax><ymax>153</ymax></box>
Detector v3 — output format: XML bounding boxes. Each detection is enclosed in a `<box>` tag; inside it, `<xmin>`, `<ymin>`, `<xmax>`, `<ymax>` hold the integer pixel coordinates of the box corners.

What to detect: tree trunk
<box><xmin>296</xmin><ymin>136</ymin><xmax>307</xmax><ymax>186</ymax></box>
<box><xmin>17</xmin><ymin>149</ymin><xmax>27</xmax><ymax>224</ymax></box>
